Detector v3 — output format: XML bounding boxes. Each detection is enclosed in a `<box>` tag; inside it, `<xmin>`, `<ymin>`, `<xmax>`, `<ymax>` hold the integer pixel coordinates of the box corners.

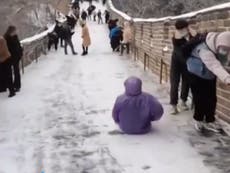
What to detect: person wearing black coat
<box><xmin>105</xmin><ymin>10</ymin><xmax>110</xmax><ymax>24</ymax></box>
<box><xmin>170</xmin><ymin>19</ymin><xmax>206</xmax><ymax>114</ymax></box>
<box><xmin>81</xmin><ymin>10</ymin><xmax>88</xmax><ymax>21</ymax></box>
<box><xmin>97</xmin><ymin>10</ymin><xmax>103</xmax><ymax>24</ymax></box>
<box><xmin>54</xmin><ymin>21</ymin><xmax>65</xmax><ymax>47</ymax></box>
<box><xmin>62</xmin><ymin>24</ymin><xmax>77</xmax><ymax>55</ymax></box>
<box><xmin>4</xmin><ymin>26</ymin><xmax>23</xmax><ymax>92</ymax></box>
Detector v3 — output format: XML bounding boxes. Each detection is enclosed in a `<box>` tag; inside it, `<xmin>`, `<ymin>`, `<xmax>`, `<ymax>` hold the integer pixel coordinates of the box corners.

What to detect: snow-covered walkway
<box><xmin>0</xmin><ymin>3</ymin><xmax>229</xmax><ymax>173</ymax></box>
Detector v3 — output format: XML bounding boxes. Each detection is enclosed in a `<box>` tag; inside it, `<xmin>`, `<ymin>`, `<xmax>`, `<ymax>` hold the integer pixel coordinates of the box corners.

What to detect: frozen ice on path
<box><xmin>0</xmin><ymin>2</ymin><xmax>229</xmax><ymax>173</ymax></box>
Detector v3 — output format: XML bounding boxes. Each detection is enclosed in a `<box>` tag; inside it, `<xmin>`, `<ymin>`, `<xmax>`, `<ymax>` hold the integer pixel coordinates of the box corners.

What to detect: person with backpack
<box><xmin>186</xmin><ymin>32</ymin><xmax>230</xmax><ymax>133</ymax></box>
<box><xmin>109</xmin><ymin>26</ymin><xmax>123</xmax><ymax>51</ymax></box>
<box><xmin>112</xmin><ymin>76</ymin><xmax>164</xmax><ymax>134</ymax></box>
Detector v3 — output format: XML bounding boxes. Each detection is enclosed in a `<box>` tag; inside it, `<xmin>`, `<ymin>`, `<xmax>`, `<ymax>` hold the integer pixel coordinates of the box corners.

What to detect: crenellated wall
<box><xmin>108</xmin><ymin>0</ymin><xmax>230</xmax><ymax>122</ymax></box>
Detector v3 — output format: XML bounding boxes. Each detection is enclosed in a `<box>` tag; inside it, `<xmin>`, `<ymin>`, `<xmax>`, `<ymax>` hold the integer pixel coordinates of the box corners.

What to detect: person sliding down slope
<box><xmin>112</xmin><ymin>77</ymin><xmax>164</xmax><ymax>134</ymax></box>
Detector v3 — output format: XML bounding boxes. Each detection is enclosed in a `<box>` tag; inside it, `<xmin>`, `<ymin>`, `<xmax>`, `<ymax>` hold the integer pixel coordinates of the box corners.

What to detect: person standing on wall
<box><xmin>4</xmin><ymin>26</ymin><xmax>23</xmax><ymax>92</ymax></box>
<box><xmin>0</xmin><ymin>36</ymin><xmax>15</xmax><ymax>97</ymax></box>
<box><xmin>80</xmin><ymin>21</ymin><xmax>91</xmax><ymax>56</ymax></box>
<box><xmin>170</xmin><ymin>19</ymin><xmax>193</xmax><ymax>114</ymax></box>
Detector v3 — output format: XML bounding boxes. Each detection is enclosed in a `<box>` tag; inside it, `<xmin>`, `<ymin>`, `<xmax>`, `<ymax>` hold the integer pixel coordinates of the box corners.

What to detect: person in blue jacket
<box><xmin>109</xmin><ymin>26</ymin><xmax>123</xmax><ymax>51</ymax></box>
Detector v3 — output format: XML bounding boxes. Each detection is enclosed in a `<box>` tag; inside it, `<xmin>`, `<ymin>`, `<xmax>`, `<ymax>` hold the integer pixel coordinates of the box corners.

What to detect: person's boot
<box><xmin>82</xmin><ymin>46</ymin><xmax>86</xmax><ymax>56</ymax></box>
<box><xmin>73</xmin><ymin>52</ymin><xmax>78</xmax><ymax>55</ymax></box>
<box><xmin>170</xmin><ymin>105</ymin><xmax>179</xmax><ymax>115</ymax></box>
<box><xmin>204</xmin><ymin>121</ymin><xmax>222</xmax><ymax>133</ymax></box>
<box><xmin>180</xmin><ymin>101</ymin><xmax>189</xmax><ymax>111</ymax></box>
<box><xmin>8</xmin><ymin>91</ymin><xmax>16</xmax><ymax>98</ymax></box>
<box><xmin>194</xmin><ymin>121</ymin><xmax>204</xmax><ymax>132</ymax></box>
<box><xmin>81</xmin><ymin>51</ymin><xmax>86</xmax><ymax>56</ymax></box>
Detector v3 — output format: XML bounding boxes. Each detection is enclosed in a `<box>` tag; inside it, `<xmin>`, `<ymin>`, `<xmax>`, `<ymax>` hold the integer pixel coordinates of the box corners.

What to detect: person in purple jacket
<box><xmin>112</xmin><ymin>76</ymin><xmax>164</xmax><ymax>134</ymax></box>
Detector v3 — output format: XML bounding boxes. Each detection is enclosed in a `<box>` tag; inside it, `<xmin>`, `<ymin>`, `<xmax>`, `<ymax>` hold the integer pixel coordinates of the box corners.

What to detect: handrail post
<box><xmin>160</xmin><ymin>58</ymin><xmax>163</xmax><ymax>84</ymax></box>
<box><xmin>144</xmin><ymin>53</ymin><xmax>147</xmax><ymax>71</ymax></box>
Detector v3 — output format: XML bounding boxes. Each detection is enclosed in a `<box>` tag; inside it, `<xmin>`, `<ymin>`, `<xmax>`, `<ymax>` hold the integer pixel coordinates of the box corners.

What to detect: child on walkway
<box><xmin>112</xmin><ymin>76</ymin><xmax>164</xmax><ymax>134</ymax></box>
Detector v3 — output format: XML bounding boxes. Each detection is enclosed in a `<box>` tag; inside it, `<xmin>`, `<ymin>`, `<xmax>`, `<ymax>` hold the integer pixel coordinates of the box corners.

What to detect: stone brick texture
<box><xmin>109</xmin><ymin>7</ymin><xmax>230</xmax><ymax>123</ymax></box>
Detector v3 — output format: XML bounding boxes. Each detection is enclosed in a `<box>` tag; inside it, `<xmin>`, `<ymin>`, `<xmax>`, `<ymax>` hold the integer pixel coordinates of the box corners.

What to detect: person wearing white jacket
<box><xmin>120</xmin><ymin>21</ymin><xmax>132</xmax><ymax>56</ymax></box>
<box><xmin>190</xmin><ymin>31</ymin><xmax>230</xmax><ymax>132</ymax></box>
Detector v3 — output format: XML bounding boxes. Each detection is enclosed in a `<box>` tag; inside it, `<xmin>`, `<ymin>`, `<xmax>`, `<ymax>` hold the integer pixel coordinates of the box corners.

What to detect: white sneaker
<box><xmin>180</xmin><ymin>101</ymin><xmax>189</xmax><ymax>111</ymax></box>
<box><xmin>170</xmin><ymin>105</ymin><xmax>179</xmax><ymax>115</ymax></box>
<box><xmin>204</xmin><ymin>122</ymin><xmax>222</xmax><ymax>133</ymax></box>
<box><xmin>194</xmin><ymin>121</ymin><xmax>204</xmax><ymax>132</ymax></box>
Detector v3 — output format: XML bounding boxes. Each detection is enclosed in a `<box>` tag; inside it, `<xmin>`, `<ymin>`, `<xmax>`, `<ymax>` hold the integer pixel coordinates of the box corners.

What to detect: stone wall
<box><xmin>108</xmin><ymin>2</ymin><xmax>230</xmax><ymax>122</ymax></box>
<box><xmin>21</xmin><ymin>36</ymin><xmax>49</xmax><ymax>73</ymax></box>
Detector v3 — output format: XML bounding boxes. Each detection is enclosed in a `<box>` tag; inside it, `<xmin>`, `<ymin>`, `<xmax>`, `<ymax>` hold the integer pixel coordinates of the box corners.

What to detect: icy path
<box><xmin>0</xmin><ymin>5</ymin><xmax>228</xmax><ymax>173</ymax></box>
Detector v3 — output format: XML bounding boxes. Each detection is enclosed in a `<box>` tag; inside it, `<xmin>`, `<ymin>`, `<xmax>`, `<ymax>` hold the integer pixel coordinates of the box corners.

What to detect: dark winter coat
<box><xmin>172</xmin><ymin>33</ymin><xmax>206</xmax><ymax>64</ymax></box>
<box><xmin>54</xmin><ymin>24</ymin><xmax>64</xmax><ymax>38</ymax></box>
<box><xmin>81</xmin><ymin>11</ymin><xmax>88</xmax><ymax>20</ymax></box>
<box><xmin>110</xmin><ymin>26</ymin><xmax>123</xmax><ymax>50</ymax></box>
<box><xmin>105</xmin><ymin>11</ymin><xmax>110</xmax><ymax>20</ymax></box>
<box><xmin>97</xmin><ymin>11</ymin><xmax>102</xmax><ymax>18</ymax></box>
<box><xmin>72</xmin><ymin>0</ymin><xmax>80</xmax><ymax>9</ymax></box>
<box><xmin>62</xmin><ymin>24</ymin><xmax>74</xmax><ymax>40</ymax></box>
<box><xmin>87</xmin><ymin>5</ymin><xmax>96</xmax><ymax>15</ymax></box>
<box><xmin>48</xmin><ymin>32</ymin><xmax>59</xmax><ymax>50</ymax></box>
<box><xmin>66</xmin><ymin>16</ymin><xmax>77</xmax><ymax>29</ymax></box>
<box><xmin>4</xmin><ymin>35</ymin><xmax>23</xmax><ymax>62</ymax></box>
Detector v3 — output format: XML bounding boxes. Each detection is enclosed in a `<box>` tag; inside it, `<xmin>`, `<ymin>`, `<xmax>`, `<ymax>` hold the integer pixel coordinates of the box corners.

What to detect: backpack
<box><xmin>186</xmin><ymin>42</ymin><xmax>216</xmax><ymax>80</ymax></box>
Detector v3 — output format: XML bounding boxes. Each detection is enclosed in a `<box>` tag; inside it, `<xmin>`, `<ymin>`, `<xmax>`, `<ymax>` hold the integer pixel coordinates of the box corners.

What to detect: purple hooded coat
<box><xmin>112</xmin><ymin>77</ymin><xmax>164</xmax><ymax>134</ymax></box>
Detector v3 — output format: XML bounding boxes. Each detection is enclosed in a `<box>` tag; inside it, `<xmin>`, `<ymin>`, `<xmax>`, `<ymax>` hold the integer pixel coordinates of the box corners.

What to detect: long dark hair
<box><xmin>4</xmin><ymin>26</ymin><xmax>17</xmax><ymax>38</ymax></box>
